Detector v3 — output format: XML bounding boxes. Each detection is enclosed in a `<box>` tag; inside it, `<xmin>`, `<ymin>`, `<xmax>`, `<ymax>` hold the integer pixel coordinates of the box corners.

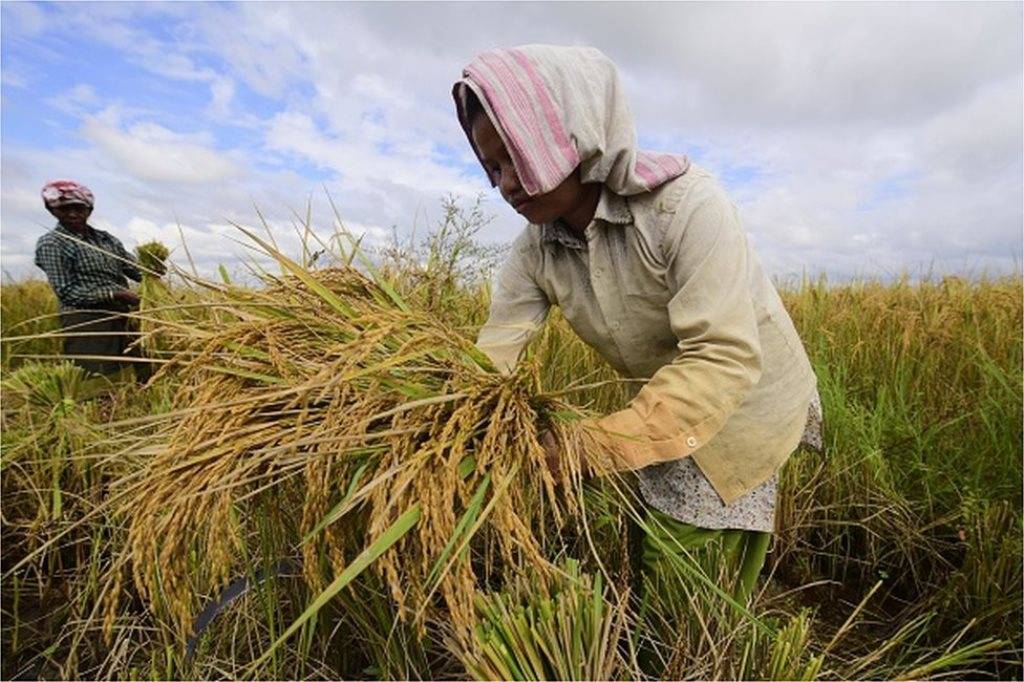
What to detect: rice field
<box><xmin>1</xmin><ymin>208</ymin><xmax>1021</xmax><ymax>680</ymax></box>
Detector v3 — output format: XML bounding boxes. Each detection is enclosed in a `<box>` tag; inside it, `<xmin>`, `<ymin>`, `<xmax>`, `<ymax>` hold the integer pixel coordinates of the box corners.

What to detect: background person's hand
<box><xmin>112</xmin><ymin>289</ymin><xmax>140</xmax><ymax>306</ymax></box>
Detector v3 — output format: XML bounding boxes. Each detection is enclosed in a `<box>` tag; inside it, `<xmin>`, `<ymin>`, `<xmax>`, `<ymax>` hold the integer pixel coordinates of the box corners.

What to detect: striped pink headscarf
<box><xmin>454</xmin><ymin>45</ymin><xmax>689</xmax><ymax>198</ymax></box>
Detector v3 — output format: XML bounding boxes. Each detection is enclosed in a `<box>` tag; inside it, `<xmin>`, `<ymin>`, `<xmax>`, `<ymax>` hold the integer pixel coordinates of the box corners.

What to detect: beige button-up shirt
<box><xmin>478</xmin><ymin>165</ymin><xmax>817</xmax><ymax>506</ymax></box>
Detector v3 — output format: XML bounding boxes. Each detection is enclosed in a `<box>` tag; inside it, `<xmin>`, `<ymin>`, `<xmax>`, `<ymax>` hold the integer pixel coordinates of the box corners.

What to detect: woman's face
<box><xmin>470</xmin><ymin>113</ymin><xmax>588</xmax><ymax>226</ymax></box>
<box><xmin>49</xmin><ymin>203</ymin><xmax>92</xmax><ymax>231</ymax></box>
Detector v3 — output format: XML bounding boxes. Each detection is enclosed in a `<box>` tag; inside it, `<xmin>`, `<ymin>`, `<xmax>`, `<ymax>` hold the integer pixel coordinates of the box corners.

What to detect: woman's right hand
<box><xmin>112</xmin><ymin>289</ymin><xmax>140</xmax><ymax>306</ymax></box>
<box><xmin>540</xmin><ymin>430</ymin><xmax>561</xmax><ymax>479</ymax></box>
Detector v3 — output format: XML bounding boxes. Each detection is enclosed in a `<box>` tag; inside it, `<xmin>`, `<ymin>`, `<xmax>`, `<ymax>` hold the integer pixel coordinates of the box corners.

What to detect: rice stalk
<box><xmin>457</xmin><ymin>558</ymin><xmax>630</xmax><ymax>681</ymax></box>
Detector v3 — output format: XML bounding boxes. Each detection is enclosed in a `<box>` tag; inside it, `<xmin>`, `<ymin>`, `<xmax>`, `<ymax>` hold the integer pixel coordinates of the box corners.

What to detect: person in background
<box><xmin>34</xmin><ymin>180</ymin><xmax>151</xmax><ymax>381</ymax></box>
<box><xmin>452</xmin><ymin>45</ymin><xmax>823</xmax><ymax>621</ymax></box>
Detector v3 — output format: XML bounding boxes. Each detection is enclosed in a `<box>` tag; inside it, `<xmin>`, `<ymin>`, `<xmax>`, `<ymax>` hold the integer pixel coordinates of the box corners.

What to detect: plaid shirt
<box><xmin>34</xmin><ymin>223</ymin><xmax>142</xmax><ymax>310</ymax></box>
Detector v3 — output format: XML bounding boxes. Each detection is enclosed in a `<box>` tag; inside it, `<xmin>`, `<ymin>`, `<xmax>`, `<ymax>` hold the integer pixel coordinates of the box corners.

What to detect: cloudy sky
<box><xmin>2</xmin><ymin>1</ymin><xmax>1021</xmax><ymax>281</ymax></box>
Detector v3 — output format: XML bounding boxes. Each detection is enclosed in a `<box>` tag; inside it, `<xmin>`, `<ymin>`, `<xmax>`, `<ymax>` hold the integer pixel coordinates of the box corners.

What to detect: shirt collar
<box><xmin>540</xmin><ymin>220</ymin><xmax>586</xmax><ymax>250</ymax></box>
<box><xmin>594</xmin><ymin>186</ymin><xmax>633</xmax><ymax>226</ymax></box>
<box><xmin>540</xmin><ymin>187</ymin><xmax>632</xmax><ymax>250</ymax></box>
<box><xmin>55</xmin><ymin>222</ymin><xmax>99</xmax><ymax>239</ymax></box>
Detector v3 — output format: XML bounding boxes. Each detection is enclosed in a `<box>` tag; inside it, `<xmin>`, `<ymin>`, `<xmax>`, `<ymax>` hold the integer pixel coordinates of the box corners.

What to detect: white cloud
<box><xmin>80</xmin><ymin>109</ymin><xmax>238</xmax><ymax>184</ymax></box>
<box><xmin>0</xmin><ymin>2</ymin><xmax>47</xmax><ymax>38</ymax></box>
<box><xmin>206</xmin><ymin>77</ymin><xmax>236</xmax><ymax>119</ymax></box>
<box><xmin>45</xmin><ymin>84</ymin><xmax>100</xmax><ymax>116</ymax></box>
<box><xmin>1</xmin><ymin>69</ymin><xmax>29</xmax><ymax>89</ymax></box>
<box><xmin>263</xmin><ymin>110</ymin><xmax>480</xmax><ymax>198</ymax></box>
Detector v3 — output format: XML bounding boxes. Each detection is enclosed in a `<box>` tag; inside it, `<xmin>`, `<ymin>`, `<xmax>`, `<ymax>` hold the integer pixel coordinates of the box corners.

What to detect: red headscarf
<box><xmin>41</xmin><ymin>180</ymin><xmax>95</xmax><ymax>209</ymax></box>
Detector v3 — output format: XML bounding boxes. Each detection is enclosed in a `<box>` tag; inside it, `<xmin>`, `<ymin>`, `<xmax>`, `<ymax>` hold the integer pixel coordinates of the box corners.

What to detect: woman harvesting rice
<box><xmin>34</xmin><ymin>180</ymin><xmax>153</xmax><ymax>381</ymax></box>
<box><xmin>453</xmin><ymin>45</ymin><xmax>821</xmax><ymax>603</ymax></box>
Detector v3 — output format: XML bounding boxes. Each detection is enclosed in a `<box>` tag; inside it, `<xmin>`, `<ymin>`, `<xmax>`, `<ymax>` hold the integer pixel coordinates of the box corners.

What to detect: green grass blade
<box><xmin>301</xmin><ymin>462</ymin><xmax>371</xmax><ymax>545</ymax></box>
<box><xmin>426</xmin><ymin>473</ymin><xmax>491</xmax><ymax>587</ymax></box>
<box><xmin>246</xmin><ymin>504</ymin><xmax>421</xmax><ymax>676</ymax></box>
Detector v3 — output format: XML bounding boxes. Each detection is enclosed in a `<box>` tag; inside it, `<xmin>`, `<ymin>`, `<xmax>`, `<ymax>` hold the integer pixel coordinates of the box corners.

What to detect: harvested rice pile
<box><xmin>108</xmin><ymin>253</ymin><xmax>611</xmax><ymax>647</ymax></box>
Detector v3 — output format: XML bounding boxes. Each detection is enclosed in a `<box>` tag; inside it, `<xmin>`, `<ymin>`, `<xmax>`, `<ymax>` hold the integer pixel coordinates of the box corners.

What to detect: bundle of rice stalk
<box><xmin>134</xmin><ymin>240</ymin><xmax>175</xmax><ymax>355</ymax></box>
<box><xmin>135</xmin><ymin>240</ymin><xmax>170</xmax><ymax>274</ymax></box>
<box><xmin>458</xmin><ymin>558</ymin><xmax>630</xmax><ymax>681</ymax></box>
<box><xmin>107</xmin><ymin>233</ymin><xmax>615</xmax><ymax>651</ymax></box>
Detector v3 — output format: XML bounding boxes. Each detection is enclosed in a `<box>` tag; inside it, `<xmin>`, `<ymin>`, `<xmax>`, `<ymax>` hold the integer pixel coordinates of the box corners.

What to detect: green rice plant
<box><xmin>2</xmin><ymin>362</ymin><xmax>99</xmax><ymax>523</ymax></box>
<box><xmin>458</xmin><ymin>558</ymin><xmax>630</xmax><ymax>680</ymax></box>
<box><xmin>774</xmin><ymin>273</ymin><xmax>1022</xmax><ymax>676</ymax></box>
<box><xmin>0</xmin><ymin>362</ymin><xmax>132</xmax><ymax>679</ymax></box>
<box><xmin>326</xmin><ymin>573</ymin><xmax>441</xmax><ymax>680</ymax></box>
<box><xmin>777</xmin><ymin>277</ymin><xmax>1021</xmax><ymax>575</ymax></box>
<box><xmin>935</xmin><ymin>499</ymin><xmax>1022</xmax><ymax>643</ymax></box>
<box><xmin>735</xmin><ymin>609</ymin><xmax>823</xmax><ymax>681</ymax></box>
<box><xmin>1</xmin><ymin>280</ymin><xmax>60</xmax><ymax>368</ymax></box>
<box><xmin>3</xmin><ymin>359</ymin><xmax>92</xmax><ymax>410</ymax></box>
<box><xmin>782</xmin><ymin>274</ymin><xmax>1021</xmax><ymax>508</ymax></box>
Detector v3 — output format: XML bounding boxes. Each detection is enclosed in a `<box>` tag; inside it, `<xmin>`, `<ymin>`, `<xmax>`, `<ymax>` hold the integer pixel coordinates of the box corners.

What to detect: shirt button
<box><xmin>686</xmin><ymin>436</ymin><xmax>698</xmax><ymax>448</ymax></box>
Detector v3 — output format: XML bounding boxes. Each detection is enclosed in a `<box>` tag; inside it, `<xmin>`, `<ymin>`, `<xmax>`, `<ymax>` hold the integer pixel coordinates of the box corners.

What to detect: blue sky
<box><xmin>2</xmin><ymin>2</ymin><xmax>1021</xmax><ymax>280</ymax></box>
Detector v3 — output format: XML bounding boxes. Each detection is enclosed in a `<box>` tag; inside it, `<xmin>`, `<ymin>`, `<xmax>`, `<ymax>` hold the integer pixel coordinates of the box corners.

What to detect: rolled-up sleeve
<box><xmin>476</xmin><ymin>234</ymin><xmax>551</xmax><ymax>374</ymax></box>
<box><xmin>584</xmin><ymin>183</ymin><xmax>763</xmax><ymax>470</ymax></box>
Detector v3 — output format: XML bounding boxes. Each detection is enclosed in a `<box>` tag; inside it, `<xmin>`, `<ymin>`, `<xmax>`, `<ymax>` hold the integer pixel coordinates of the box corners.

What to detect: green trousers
<box><xmin>631</xmin><ymin>506</ymin><xmax>772</xmax><ymax>604</ymax></box>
